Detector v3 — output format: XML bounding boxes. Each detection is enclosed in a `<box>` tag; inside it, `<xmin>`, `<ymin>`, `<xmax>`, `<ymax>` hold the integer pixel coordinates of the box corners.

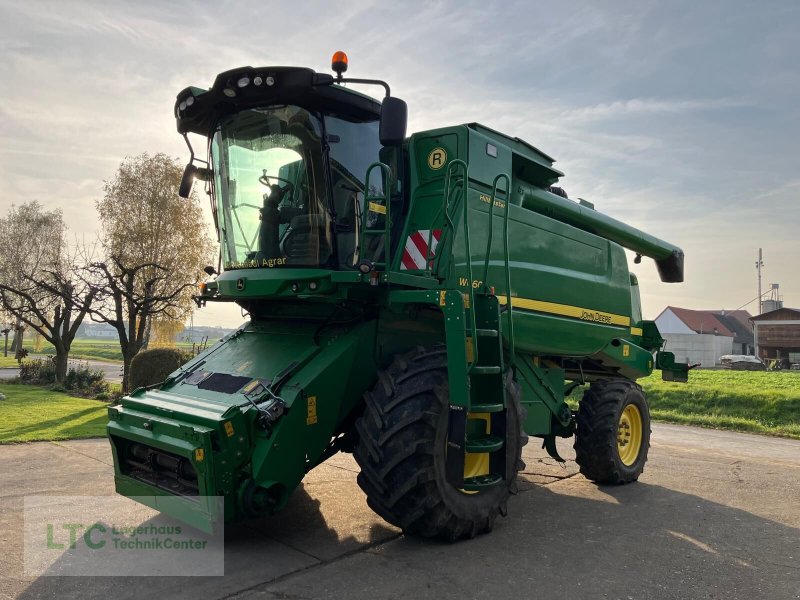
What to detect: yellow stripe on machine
<box><xmin>630</xmin><ymin>327</ymin><xmax>643</xmax><ymax>336</ymax></box>
<box><xmin>497</xmin><ymin>296</ymin><xmax>631</xmax><ymax>327</ymax></box>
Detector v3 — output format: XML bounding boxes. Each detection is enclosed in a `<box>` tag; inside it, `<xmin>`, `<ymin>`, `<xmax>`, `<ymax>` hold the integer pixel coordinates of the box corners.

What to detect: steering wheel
<box><xmin>258</xmin><ymin>170</ymin><xmax>294</xmax><ymax>198</ymax></box>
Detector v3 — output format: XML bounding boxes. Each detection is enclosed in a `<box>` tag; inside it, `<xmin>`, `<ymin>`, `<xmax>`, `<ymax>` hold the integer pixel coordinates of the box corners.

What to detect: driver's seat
<box><xmin>281</xmin><ymin>214</ymin><xmax>330</xmax><ymax>265</ymax></box>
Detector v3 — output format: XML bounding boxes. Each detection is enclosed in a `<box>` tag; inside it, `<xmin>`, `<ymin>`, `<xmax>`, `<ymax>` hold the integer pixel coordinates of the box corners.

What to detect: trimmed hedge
<box><xmin>129</xmin><ymin>348</ymin><xmax>191</xmax><ymax>390</ymax></box>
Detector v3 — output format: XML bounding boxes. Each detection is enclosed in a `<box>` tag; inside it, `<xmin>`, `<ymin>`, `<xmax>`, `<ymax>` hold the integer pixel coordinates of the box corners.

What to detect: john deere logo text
<box><xmin>580</xmin><ymin>310</ymin><xmax>612</xmax><ymax>324</ymax></box>
<box><xmin>427</xmin><ymin>148</ymin><xmax>447</xmax><ymax>170</ymax></box>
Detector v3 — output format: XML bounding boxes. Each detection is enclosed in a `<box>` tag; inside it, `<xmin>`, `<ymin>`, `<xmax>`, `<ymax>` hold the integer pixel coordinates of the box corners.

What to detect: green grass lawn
<box><xmin>0</xmin><ymin>383</ymin><xmax>108</xmax><ymax>443</ymax></box>
<box><xmin>2</xmin><ymin>367</ymin><xmax>797</xmax><ymax>444</ymax></box>
<box><xmin>570</xmin><ymin>370</ymin><xmax>800</xmax><ymax>439</ymax></box>
<box><xmin>29</xmin><ymin>338</ymin><xmax>197</xmax><ymax>363</ymax></box>
<box><xmin>0</xmin><ymin>356</ymin><xmax>20</xmax><ymax>368</ymax></box>
<box><xmin>36</xmin><ymin>338</ymin><xmax>126</xmax><ymax>362</ymax></box>
<box><xmin>641</xmin><ymin>370</ymin><xmax>800</xmax><ymax>439</ymax></box>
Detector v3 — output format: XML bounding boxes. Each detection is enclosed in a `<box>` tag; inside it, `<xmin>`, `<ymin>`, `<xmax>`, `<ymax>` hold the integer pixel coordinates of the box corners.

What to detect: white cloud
<box><xmin>559</xmin><ymin>97</ymin><xmax>749</xmax><ymax>123</ymax></box>
<box><xmin>1</xmin><ymin>0</ymin><xmax>798</xmax><ymax>325</ymax></box>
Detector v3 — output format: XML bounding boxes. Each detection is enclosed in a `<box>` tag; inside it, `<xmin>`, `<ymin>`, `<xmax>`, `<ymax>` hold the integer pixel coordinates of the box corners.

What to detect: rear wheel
<box><xmin>574</xmin><ymin>379</ymin><xmax>650</xmax><ymax>484</ymax></box>
<box><xmin>354</xmin><ymin>345</ymin><xmax>526</xmax><ymax>541</ymax></box>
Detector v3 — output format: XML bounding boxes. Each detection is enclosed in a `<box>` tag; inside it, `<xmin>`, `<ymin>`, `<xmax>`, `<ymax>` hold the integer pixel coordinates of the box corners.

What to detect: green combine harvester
<box><xmin>107</xmin><ymin>52</ymin><xmax>690</xmax><ymax>540</ymax></box>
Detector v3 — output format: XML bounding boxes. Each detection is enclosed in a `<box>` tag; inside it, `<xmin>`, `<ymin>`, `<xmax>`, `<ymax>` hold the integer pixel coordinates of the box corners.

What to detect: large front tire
<box><xmin>574</xmin><ymin>379</ymin><xmax>651</xmax><ymax>484</ymax></box>
<box><xmin>354</xmin><ymin>345</ymin><xmax>526</xmax><ymax>541</ymax></box>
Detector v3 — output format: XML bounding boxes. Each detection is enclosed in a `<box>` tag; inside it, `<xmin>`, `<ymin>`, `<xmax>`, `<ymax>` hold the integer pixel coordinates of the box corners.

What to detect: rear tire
<box><xmin>354</xmin><ymin>345</ymin><xmax>526</xmax><ymax>541</ymax></box>
<box><xmin>574</xmin><ymin>379</ymin><xmax>650</xmax><ymax>484</ymax></box>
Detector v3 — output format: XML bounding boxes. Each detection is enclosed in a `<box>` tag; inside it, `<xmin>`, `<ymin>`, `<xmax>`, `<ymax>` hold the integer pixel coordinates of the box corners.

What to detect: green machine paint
<box><xmin>107</xmin><ymin>53</ymin><xmax>691</xmax><ymax>540</ymax></box>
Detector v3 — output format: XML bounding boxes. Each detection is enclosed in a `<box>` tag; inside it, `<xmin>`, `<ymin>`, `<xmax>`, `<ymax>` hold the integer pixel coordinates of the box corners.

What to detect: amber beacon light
<box><xmin>331</xmin><ymin>51</ymin><xmax>348</xmax><ymax>79</ymax></box>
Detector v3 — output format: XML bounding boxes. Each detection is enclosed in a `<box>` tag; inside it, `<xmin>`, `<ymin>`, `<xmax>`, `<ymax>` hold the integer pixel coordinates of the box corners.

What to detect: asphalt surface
<box><xmin>0</xmin><ymin>424</ymin><xmax>798</xmax><ymax>600</ymax></box>
<box><xmin>0</xmin><ymin>357</ymin><xmax>122</xmax><ymax>384</ymax></box>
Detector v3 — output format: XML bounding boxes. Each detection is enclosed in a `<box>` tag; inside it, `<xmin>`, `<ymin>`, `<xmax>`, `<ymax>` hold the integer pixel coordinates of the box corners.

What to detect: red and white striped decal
<box><xmin>400</xmin><ymin>229</ymin><xmax>442</xmax><ymax>270</ymax></box>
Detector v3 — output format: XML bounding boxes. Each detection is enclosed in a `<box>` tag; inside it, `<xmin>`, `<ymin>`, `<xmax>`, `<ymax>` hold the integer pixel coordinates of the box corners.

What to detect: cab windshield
<box><xmin>211</xmin><ymin>104</ymin><xmax>386</xmax><ymax>271</ymax></box>
<box><xmin>212</xmin><ymin>105</ymin><xmax>331</xmax><ymax>269</ymax></box>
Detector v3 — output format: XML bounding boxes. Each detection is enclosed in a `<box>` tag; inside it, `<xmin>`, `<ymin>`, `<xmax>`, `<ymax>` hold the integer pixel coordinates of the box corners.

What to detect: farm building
<box><xmin>751</xmin><ymin>307</ymin><xmax>800</xmax><ymax>367</ymax></box>
<box><xmin>654</xmin><ymin>307</ymin><xmax>755</xmax><ymax>367</ymax></box>
<box><xmin>714</xmin><ymin>311</ymin><xmax>756</xmax><ymax>355</ymax></box>
<box><xmin>76</xmin><ymin>323</ymin><xmax>118</xmax><ymax>339</ymax></box>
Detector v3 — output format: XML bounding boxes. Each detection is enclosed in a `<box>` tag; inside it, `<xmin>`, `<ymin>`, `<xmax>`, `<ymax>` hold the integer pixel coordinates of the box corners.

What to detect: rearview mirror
<box><xmin>379</xmin><ymin>97</ymin><xmax>407</xmax><ymax>146</ymax></box>
<box><xmin>179</xmin><ymin>164</ymin><xmax>198</xmax><ymax>198</ymax></box>
<box><xmin>179</xmin><ymin>164</ymin><xmax>211</xmax><ymax>198</ymax></box>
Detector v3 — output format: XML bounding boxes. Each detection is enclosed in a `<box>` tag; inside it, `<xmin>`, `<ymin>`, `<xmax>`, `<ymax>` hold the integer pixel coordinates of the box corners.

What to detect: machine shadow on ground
<box><xmin>15</xmin><ymin>482</ymin><xmax>800</xmax><ymax>600</ymax></box>
<box><xmin>13</xmin><ymin>485</ymin><xmax>392</xmax><ymax>599</ymax></box>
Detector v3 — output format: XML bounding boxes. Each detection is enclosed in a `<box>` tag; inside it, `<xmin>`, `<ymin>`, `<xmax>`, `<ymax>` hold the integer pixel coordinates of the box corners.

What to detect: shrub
<box><xmin>19</xmin><ymin>359</ymin><xmax>56</xmax><ymax>384</ymax></box>
<box><xmin>64</xmin><ymin>363</ymin><xmax>108</xmax><ymax>396</ymax></box>
<box><xmin>18</xmin><ymin>358</ymin><xmax>108</xmax><ymax>396</ymax></box>
<box><xmin>129</xmin><ymin>348</ymin><xmax>191</xmax><ymax>390</ymax></box>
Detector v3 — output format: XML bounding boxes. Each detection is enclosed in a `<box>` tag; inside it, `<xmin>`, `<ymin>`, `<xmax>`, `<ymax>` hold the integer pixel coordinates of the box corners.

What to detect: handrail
<box><xmin>481</xmin><ymin>174</ymin><xmax>510</xmax><ymax>285</ymax></box>
<box><xmin>481</xmin><ymin>173</ymin><xmax>515</xmax><ymax>367</ymax></box>
<box><xmin>427</xmin><ymin>160</ymin><xmax>465</xmax><ymax>278</ymax></box>
<box><xmin>358</xmin><ymin>162</ymin><xmax>393</xmax><ymax>270</ymax></box>
<box><xmin>500</xmin><ymin>177</ymin><xmax>515</xmax><ymax>365</ymax></box>
<box><xmin>440</xmin><ymin>160</ymin><xmax>479</xmax><ymax>369</ymax></box>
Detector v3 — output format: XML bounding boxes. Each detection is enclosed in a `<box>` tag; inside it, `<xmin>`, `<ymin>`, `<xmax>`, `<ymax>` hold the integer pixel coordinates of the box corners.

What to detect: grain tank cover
<box><xmin>467</xmin><ymin>123</ymin><xmax>564</xmax><ymax>188</ymax></box>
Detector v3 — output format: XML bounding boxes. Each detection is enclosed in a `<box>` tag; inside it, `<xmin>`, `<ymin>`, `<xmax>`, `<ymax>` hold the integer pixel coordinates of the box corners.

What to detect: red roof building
<box><xmin>654</xmin><ymin>307</ymin><xmax>755</xmax><ymax>366</ymax></box>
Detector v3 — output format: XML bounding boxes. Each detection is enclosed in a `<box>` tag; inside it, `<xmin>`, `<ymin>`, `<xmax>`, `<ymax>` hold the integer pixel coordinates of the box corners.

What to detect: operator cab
<box><xmin>175</xmin><ymin>55</ymin><xmax>406</xmax><ymax>273</ymax></box>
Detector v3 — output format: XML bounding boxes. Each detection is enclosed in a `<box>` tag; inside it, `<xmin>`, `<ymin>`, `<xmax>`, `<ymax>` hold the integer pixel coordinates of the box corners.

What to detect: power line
<box><xmin>734</xmin><ymin>289</ymin><xmax>772</xmax><ymax>312</ymax></box>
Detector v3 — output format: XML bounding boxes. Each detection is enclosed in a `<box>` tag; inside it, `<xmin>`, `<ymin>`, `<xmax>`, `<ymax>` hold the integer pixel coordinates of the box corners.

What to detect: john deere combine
<box><xmin>107</xmin><ymin>53</ymin><xmax>690</xmax><ymax>540</ymax></box>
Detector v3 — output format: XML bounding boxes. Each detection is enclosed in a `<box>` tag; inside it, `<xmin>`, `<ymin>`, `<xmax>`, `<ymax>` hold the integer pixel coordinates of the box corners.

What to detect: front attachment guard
<box><xmin>655</xmin><ymin>350</ymin><xmax>696</xmax><ymax>383</ymax></box>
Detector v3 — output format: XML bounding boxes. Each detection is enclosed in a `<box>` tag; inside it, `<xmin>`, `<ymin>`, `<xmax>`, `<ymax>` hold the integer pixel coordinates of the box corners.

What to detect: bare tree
<box><xmin>0</xmin><ymin>308</ymin><xmax>14</xmax><ymax>358</ymax></box>
<box><xmin>0</xmin><ymin>202</ymin><xmax>95</xmax><ymax>381</ymax></box>
<box><xmin>86</xmin><ymin>257</ymin><xmax>195</xmax><ymax>391</ymax></box>
<box><xmin>0</xmin><ymin>258</ymin><xmax>96</xmax><ymax>381</ymax></box>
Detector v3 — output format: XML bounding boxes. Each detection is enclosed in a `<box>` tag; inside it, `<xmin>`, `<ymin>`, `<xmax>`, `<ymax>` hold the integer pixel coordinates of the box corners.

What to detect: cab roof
<box><xmin>175</xmin><ymin>66</ymin><xmax>382</xmax><ymax>136</ymax></box>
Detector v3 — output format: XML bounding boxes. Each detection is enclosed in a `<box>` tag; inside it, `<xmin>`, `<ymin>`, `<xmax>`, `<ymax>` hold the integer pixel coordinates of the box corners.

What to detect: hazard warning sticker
<box><xmin>400</xmin><ymin>229</ymin><xmax>442</xmax><ymax>270</ymax></box>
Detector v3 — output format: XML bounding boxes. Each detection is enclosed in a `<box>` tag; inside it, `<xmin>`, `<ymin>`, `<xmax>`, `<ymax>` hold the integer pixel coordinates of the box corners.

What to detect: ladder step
<box><xmin>475</xmin><ymin>328</ymin><xmax>499</xmax><ymax>338</ymax></box>
<box><xmin>470</xmin><ymin>402</ymin><xmax>505</xmax><ymax>413</ymax></box>
<box><xmin>465</xmin><ymin>434</ymin><xmax>504</xmax><ymax>453</ymax></box>
<box><xmin>461</xmin><ymin>473</ymin><xmax>503</xmax><ymax>491</ymax></box>
<box><xmin>471</xmin><ymin>366</ymin><xmax>502</xmax><ymax>375</ymax></box>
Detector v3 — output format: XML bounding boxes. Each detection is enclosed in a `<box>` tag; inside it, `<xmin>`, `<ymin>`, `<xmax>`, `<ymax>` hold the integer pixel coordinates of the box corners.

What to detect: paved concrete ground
<box><xmin>0</xmin><ymin>357</ymin><xmax>123</xmax><ymax>384</ymax></box>
<box><xmin>1</xmin><ymin>424</ymin><xmax>798</xmax><ymax>599</ymax></box>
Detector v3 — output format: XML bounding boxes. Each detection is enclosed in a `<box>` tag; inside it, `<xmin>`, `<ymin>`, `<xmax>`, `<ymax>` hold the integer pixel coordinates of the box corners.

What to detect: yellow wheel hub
<box><xmin>617</xmin><ymin>404</ymin><xmax>643</xmax><ymax>466</ymax></box>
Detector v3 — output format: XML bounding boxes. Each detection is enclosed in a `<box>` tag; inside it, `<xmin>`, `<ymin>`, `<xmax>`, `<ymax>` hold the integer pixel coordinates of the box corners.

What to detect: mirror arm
<box><xmin>182</xmin><ymin>133</ymin><xmax>209</xmax><ymax>166</ymax></box>
<box><xmin>337</xmin><ymin>78</ymin><xmax>391</xmax><ymax>97</ymax></box>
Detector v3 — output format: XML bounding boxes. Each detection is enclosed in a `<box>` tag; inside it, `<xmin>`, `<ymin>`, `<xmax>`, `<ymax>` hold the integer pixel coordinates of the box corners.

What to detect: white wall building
<box><xmin>654</xmin><ymin>306</ymin><xmax>746</xmax><ymax>367</ymax></box>
<box><xmin>659</xmin><ymin>333</ymin><xmax>733</xmax><ymax>368</ymax></box>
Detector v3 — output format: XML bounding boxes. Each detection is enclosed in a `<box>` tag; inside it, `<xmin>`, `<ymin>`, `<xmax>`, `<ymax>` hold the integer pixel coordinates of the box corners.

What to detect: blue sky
<box><xmin>1</xmin><ymin>0</ymin><xmax>797</xmax><ymax>327</ymax></box>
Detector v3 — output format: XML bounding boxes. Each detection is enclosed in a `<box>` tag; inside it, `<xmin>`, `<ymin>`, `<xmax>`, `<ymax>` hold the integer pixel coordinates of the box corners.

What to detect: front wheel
<box><xmin>574</xmin><ymin>379</ymin><xmax>651</xmax><ymax>484</ymax></box>
<box><xmin>354</xmin><ymin>345</ymin><xmax>527</xmax><ymax>541</ymax></box>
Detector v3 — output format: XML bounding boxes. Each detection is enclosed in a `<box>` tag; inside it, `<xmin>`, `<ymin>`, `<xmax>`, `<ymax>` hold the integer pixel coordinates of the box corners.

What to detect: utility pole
<box><xmin>755</xmin><ymin>248</ymin><xmax>764</xmax><ymax>315</ymax></box>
